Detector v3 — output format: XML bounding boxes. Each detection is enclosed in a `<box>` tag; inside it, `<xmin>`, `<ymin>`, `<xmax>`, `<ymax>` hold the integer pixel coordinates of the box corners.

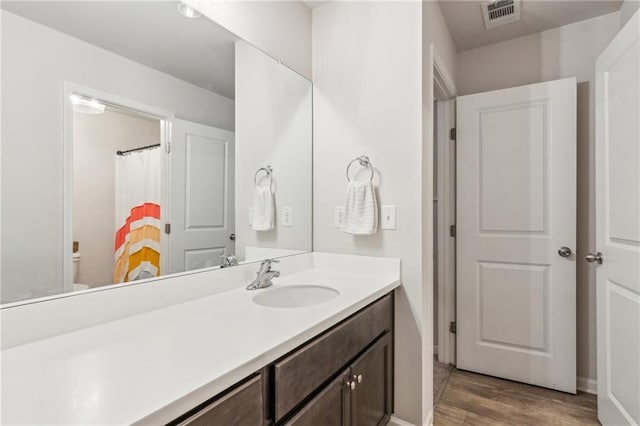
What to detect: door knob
<box><xmin>229</xmin><ymin>233</ymin><xmax>236</xmax><ymax>241</ymax></box>
<box><xmin>558</xmin><ymin>247</ymin><xmax>572</xmax><ymax>258</ymax></box>
<box><xmin>585</xmin><ymin>252</ymin><xmax>603</xmax><ymax>264</ymax></box>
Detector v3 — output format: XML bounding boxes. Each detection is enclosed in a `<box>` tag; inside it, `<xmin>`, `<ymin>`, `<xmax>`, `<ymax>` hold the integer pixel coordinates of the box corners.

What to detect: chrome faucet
<box><xmin>220</xmin><ymin>254</ymin><xmax>238</xmax><ymax>268</ymax></box>
<box><xmin>246</xmin><ymin>259</ymin><xmax>280</xmax><ymax>290</ymax></box>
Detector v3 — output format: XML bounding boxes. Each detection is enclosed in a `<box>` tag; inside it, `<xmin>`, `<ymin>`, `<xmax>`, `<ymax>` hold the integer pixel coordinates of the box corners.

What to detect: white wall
<box><xmin>456</xmin><ymin>12</ymin><xmax>620</xmax><ymax>95</ymax></box>
<box><xmin>0</xmin><ymin>11</ymin><xmax>234</xmax><ymax>303</ymax></box>
<box><xmin>194</xmin><ymin>0</ymin><xmax>312</xmax><ymax>80</ymax></box>
<box><xmin>456</xmin><ymin>11</ymin><xmax>620</xmax><ymax>384</ymax></box>
<box><xmin>73</xmin><ymin>110</ymin><xmax>160</xmax><ymax>287</ymax></box>
<box><xmin>423</xmin><ymin>1</ymin><xmax>457</xmax><ymax>82</ymax></box>
<box><xmin>620</xmin><ymin>0</ymin><xmax>640</xmax><ymax>28</ymax></box>
<box><xmin>312</xmin><ymin>2</ymin><xmax>424</xmax><ymax>424</ymax></box>
<box><xmin>235</xmin><ymin>40</ymin><xmax>313</xmax><ymax>260</ymax></box>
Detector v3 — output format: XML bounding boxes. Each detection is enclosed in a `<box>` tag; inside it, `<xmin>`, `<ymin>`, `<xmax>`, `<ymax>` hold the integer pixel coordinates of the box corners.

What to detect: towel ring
<box><xmin>254</xmin><ymin>166</ymin><xmax>273</xmax><ymax>187</ymax></box>
<box><xmin>346</xmin><ymin>155</ymin><xmax>373</xmax><ymax>182</ymax></box>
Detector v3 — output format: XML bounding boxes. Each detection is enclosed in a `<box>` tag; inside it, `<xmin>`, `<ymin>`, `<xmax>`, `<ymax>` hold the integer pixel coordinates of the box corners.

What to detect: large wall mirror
<box><xmin>0</xmin><ymin>1</ymin><xmax>313</xmax><ymax>304</ymax></box>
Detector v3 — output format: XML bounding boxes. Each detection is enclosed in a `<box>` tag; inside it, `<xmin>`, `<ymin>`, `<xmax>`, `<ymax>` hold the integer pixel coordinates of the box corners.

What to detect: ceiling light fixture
<box><xmin>70</xmin><ymin>94</ymin><xmax>105</xmax><ymax>115</ymax></box>
<box><xmin>177</xmin><ymin>2</ymin><xmax>202</xmax><ymax>19</ymax></box>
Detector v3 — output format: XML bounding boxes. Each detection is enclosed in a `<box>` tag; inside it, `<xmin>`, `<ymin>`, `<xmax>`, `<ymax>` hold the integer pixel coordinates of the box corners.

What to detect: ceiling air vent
<box><xmin>481</xmin><ymin>0</ymin><xmax>521</xmax><ymax>29</ymax></box>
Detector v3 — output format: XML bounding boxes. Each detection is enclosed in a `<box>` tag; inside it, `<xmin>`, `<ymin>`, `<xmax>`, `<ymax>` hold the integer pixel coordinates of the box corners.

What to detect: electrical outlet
<box><xmin>381</xmin><ymin>205</ymin><xmax>397</xmax><ymax>230</ymax></box>
<box><xmin>334</xmin><ymin>206</ymin><xmax>345</xmax><ymax>228</ymax></box>
<box><xmin>281</xmin><ymin>206</ymin><xmax>293</xmax><ymax>227</ymax></box>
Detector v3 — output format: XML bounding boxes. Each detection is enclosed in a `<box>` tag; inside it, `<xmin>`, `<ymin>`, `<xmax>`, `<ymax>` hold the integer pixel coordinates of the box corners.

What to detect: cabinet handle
<box><xmin>345</xmin><ymin>380</ymin><xmax>356</xmax><ymax>391</ymax></box>
<box><xmin>353</xmin><ymin>374</ymin><xmax>363</xmax><ymax>384</ymax></box>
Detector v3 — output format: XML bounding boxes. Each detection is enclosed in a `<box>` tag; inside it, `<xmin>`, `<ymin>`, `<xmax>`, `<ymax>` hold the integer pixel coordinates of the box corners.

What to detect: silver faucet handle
<box><xmin>220</xmin><ymin>254</ymin><xmax>238</xmax><ymax>267</ymax></box>
<box><xmin>261</xmin><ymin>258</ymin><xmax>280</xmax><ymax>272</ymax></box>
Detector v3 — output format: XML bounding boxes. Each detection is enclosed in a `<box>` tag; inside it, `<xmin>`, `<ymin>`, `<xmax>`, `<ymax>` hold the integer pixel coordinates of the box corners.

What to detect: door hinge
<box><xmin>449</xmin><ymin>321</ymin><xmax>457</xmax><ymax>334</ymax></box>
<box><xmin>450</xmin><ymin>128</ymin><xmax>457</xmax><ymax>141</ymax></box>
<box><xmin>450</xmin><ymin>224</ymin><xmax>456</xmax><ymax>238</ymax></box>
<box><xmin>165</xmin><ymin>223</ymin><xmax>171</xmax><ymax>234</ymax></box>
<box><xmin>165</xmin><ymin>141</ymin><xmax>171</xmax><ymax>154</ymax></box>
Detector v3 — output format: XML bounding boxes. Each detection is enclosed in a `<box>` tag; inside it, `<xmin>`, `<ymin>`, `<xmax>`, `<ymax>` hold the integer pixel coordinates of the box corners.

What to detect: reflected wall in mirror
<box><xmin>0</xmin><ymin>1</ymin><xmax>313</xmax><ymax>304</ymax></box>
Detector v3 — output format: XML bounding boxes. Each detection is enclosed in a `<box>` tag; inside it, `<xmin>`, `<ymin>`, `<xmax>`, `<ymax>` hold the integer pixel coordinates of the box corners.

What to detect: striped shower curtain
<box><xmin>113</xmin><ymin>148</ymin><xmax>161</xmax><ymax>283</ymax></box>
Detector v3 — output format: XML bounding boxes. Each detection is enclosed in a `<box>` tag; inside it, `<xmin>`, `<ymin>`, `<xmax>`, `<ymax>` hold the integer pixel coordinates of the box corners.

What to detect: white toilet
<box><xmin>72</xmin><ymin>252</ymin><xmax>89</xmax><ymax>292</ymax></box>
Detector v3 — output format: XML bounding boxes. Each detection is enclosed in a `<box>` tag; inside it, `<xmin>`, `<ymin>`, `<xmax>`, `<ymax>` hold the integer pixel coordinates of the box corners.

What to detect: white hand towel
<box><xmin>252</xmin><ymin>185</ymin><xmax>275</xmax><ymax>231</ymax></box>
<box><xmin>342</xmin><ymin>180</ymin><xmax>378</xmax><ymax>235</ymax></box>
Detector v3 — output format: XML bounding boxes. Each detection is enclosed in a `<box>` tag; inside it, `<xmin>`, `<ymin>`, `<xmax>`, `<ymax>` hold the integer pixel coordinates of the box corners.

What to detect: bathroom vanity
<box><xmin>171</xmin><ymin>294</ymin><xmax>393</xmax><ymax>425</ymax></box>
<box><xmin>0</xmin><ymin>253</ymin><xmax>400</xmax><ymax>425</ymax></box>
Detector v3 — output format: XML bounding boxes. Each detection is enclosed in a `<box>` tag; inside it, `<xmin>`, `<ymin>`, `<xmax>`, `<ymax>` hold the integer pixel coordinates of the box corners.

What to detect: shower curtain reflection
<box><xmin>113</xmin><ymin>148</ymin><xmax>162</xmax><ymax>283</ymax></box>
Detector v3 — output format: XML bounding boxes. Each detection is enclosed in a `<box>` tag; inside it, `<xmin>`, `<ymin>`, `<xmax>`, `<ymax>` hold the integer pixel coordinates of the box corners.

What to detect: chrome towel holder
<box><xmin>254</xmin><ymin>165</ymin><xmax>273</xmax><ymax>186</ymax></box>
<box><xmin>346</xmin><ymin>155</ymin><xmax>373</xmax><ymax>182</ymax></box>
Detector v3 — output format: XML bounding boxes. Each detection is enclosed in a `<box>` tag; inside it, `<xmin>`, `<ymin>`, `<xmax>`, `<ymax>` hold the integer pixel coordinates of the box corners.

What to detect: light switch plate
<box><xmin>381</xmin><ymin>205</ymin><xmax>397</xmax><ymax>230</ymax></box>
<box><xmin>281</xmin><ymin>206</ymin><xmax>293</xmax><ymax>227</ymax></box>
<box><xmin>334</xmin><ymin>206</ymin><xmax>345</xmax><ymax>228</ymax></box>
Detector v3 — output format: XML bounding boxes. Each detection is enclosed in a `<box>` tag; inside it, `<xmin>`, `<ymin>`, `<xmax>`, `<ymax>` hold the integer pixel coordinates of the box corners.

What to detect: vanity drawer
<box><xmin>175</xmin><ymin>374</ymin><xmax>263</xmax><ymax>426</ymax></box>
<box><xmin>273</xmin><ymin>294</ymin><xmax>392</xmax><ymax>422</ymax></box>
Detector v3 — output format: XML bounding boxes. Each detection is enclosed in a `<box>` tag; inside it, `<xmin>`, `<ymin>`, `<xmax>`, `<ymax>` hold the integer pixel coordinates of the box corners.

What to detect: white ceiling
<box><xmin>439</xmin><ymin>0</ymin><xmax>623</xmax><ymax>52</ymax></box>
<box><xmin>1</xmin><ymin>1</ymin><xmax>238</xmax><ymax>99</ymax></box>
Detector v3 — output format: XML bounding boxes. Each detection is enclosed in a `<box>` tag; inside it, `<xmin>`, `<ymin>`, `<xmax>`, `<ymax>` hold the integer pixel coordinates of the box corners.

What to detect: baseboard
<box><xmin>423</xmin><ymin>409</ymin><xmax>433</xmax><ymax>426</ymax></box>
<box><xmin>389</xmin><ymin>415</ymin><xmax>417</xmax><ymax>426</ymax></box>
<box><xmin>577</xmin><ymin>376</ymin><xmax>597</xmax><ymax>395</ymax></box>
<box><xmin>389</xmin><ymin>410</ymin><xmax>434</xmax><ymax>426</ymax></box>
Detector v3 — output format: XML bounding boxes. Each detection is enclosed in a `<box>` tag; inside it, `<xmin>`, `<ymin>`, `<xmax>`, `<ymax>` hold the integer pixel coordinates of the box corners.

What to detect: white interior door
<box><xmin>169</xmin><ymin>119</ymin><xmax>235</xmax><ymax>274</ymax></box>
<box><xmin>595</xmin><ymin>10</ymin><xmax>640</xmax><ymax>425</ymax></box>
<box><xmin>457</xmin><ymin>78</ymin><xmax>577</xmax><ymax>393</ymax></box>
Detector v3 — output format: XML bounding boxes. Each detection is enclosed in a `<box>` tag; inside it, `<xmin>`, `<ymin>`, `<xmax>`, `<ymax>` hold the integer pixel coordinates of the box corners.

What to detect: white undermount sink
<box><xmin>252</xmin><ymin>285</ymin><xmax>340</xmax><ymax>308</ymax></box>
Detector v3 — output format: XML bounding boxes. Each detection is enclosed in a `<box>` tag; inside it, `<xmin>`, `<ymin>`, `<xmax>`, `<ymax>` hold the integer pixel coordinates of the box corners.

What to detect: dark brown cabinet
<box><xmin>175</xmin><ymin>374</ymin><xmax>263</xmax><ymax>426</ymax></box>
<box><xmin>285</xmin><ymin>371</ymin><xmax>350</xmax><ymax>426</ymax></box>
<box><xmin>274</xmin><ymin>295</ymin><xmax>392</xmax><ymax>422</ymax></box>
<box><xmin>284</xmin><ymin>333</ymin><xmax>392</xmax><ymax>426</ymax></box>
<box><xmin>168</xmin><ymin>293</ymin><xmax>394</xmax><ymax>426</ymax></box>
<box><xmin>350</xmin><ymin>333</ymin><xmax>392</xmax><ymax>426</ymax></box>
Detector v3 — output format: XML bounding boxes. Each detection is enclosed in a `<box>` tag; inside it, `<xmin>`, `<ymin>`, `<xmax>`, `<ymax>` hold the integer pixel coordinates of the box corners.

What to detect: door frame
<box><xmin>62</xmin><ymin>82</ymin><xmax>174</xmax><ymax>288</ymax></box>
<box><xmin>433</xmin><ymin>51</ymin><xmax>457</xmax><ymax>366</ymax></box>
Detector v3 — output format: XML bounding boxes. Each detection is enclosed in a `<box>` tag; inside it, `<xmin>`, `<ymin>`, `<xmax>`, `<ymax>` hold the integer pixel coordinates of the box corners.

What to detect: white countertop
<box><xmin>1</xmin><ymin>266</ymin><xmax>400</xmax><ymax>425</ymax></box>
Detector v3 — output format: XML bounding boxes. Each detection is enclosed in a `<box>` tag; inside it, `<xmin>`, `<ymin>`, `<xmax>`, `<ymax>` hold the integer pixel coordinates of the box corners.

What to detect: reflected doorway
<box><xmin>71</xmin><ymin>95</ymin><xmax>165</xmax><ymax>290</ymax></box>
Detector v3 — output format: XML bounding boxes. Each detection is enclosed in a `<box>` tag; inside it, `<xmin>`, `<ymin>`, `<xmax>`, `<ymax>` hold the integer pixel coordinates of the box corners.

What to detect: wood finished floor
<box><xmin>434</xmin><ymin>359</ymin><xmax>454</xmax><ymax>407</ymax></box>
<box><xmin>433</xmin><ymin>369</ymin><xmax>599</xmax><ymax>425</ymax></box>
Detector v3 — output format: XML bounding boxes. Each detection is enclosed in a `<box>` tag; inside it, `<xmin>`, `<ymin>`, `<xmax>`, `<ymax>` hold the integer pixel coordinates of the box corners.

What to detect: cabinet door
<box><xmin>274</xmin><ymin>295</ymin><xmax>392</xmax><ymax>422</ymax></box>
<box><xmin>176</xmin><ymin>374</ymin><xmax>263</xmax><ymax>426</ymax></box>
<box><xmin>285</xmin><ymin>371</ymin><xmax>350</xmax><ymax>426</ymax></box>
<box><xmin>350</xmin><ymin>333</ymin><xmax>392</xmax><ymax>426</ymax></box>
